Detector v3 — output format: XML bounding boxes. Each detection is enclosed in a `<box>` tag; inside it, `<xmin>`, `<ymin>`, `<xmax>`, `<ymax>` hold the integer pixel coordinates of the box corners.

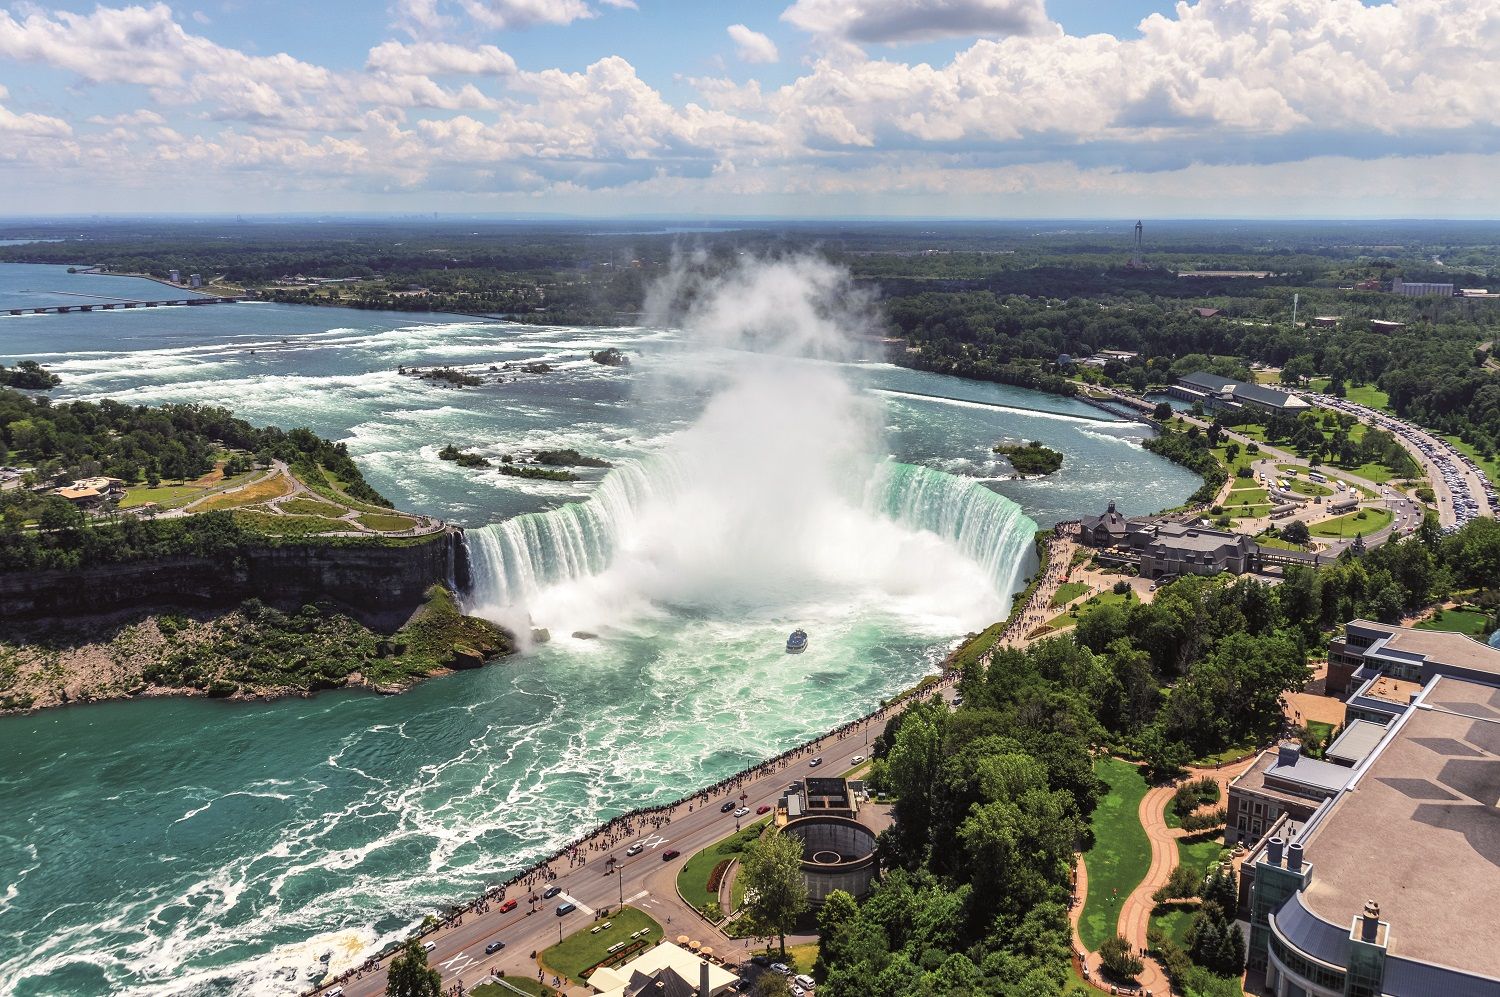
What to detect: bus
<box><xmin>1309</xmin><ymin>472</ymin><xmax>1327</xmax><ymax>483</ymax></box>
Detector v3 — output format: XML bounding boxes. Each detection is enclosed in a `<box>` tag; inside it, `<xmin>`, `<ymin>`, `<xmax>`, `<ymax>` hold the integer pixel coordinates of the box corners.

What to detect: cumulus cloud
<box><xmin>367</xmin><ymin>40</ymin><xmax>517</xmax><ymax>76</ymax></box>
<box><xmin>728</xmin><ymin>24</ymin><xmax>779</xmax><ymax>64</ymax></box>
<box><xmin>781</xmin><ymin>0</ymin><xmax>1052</xmax><ymax>44</ymax></box>
<box><xmin>394</xmin><ymin>0</ymin><xmax>636</xmax><ymax>32</ymax></box>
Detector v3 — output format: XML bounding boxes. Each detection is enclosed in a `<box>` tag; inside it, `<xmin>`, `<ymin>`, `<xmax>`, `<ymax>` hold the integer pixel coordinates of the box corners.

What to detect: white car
<box><xmin>792</xmin><ymin>987</ymin><xmax>806</xmax><ymax>996</ymax></box>
<box><xmin>626</xmin><ymin>843</ymin><xmax>643</xmax><ymax>856</ymax></box>
<box><xmin>795</xmin><ymin>974</ymin><xmax>815</xmax><ymax>988</ymax></box>
<box><xmin>851</xmin><ymin>755</ymin><xmax>865</xmax><ymax>764</ymax></box>
<box><xmin>771</xmin><ymin>963</ymin><xmax>791</xmax><ymax>975</ymax></box>
<box><xmin>734</xmin><ymin>807</ymin><xmax>750</xmax><ymax>818</ymax></box>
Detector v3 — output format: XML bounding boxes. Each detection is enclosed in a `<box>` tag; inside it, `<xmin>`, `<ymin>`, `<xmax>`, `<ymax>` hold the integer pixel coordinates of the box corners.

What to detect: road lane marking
<box><xmin>562</xmin><ymin>892</ymin><xmax>595</xmax><ymax>917</ymax></box>
<box><xmin>439</xmin><ymin>953</ymin><xmax>475</xmax><ymax>973</ymax></box>
<box><xmin>625</xmin><ymin>890</ymin><xmax>649</xmax><ymax>904</ymax></box>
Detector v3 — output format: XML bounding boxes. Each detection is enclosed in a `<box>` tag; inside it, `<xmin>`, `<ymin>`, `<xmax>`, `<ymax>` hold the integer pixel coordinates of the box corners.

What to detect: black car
<box><xmin>485</xmin><ymin>941</ymin><xmax>505</xmax><ymax>954</ymax></box>
<box><xmin>542</xmin><ymin>886</ymin><xmax>562</xmax><ymax>899</ymax></box>
<box><xmin>749</xmin><ymin>954</ymin><xmax>770</xmax><ymax>967</ymax></box>
<box><xmin>720</xmin><ymin>800</ymin><xmax>735</xmax><ymax>813</ymax></box>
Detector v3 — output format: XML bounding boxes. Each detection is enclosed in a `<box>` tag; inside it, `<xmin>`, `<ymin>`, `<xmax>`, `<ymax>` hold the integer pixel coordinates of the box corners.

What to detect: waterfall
<box><xmin>863</xmin><ymin>460</ymin><xmax>1038</xmax><ymax>599</ymax></box>
<box><xmin>463</xmin><ymin>456</ymin><xmax>1038</xmax><ymax>616</ymax></box>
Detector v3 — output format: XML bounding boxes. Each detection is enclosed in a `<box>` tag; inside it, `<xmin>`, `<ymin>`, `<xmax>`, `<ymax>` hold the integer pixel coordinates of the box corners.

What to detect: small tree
<box><xmin>740</xmin><ymin>829</ymin><xmax>809</xmax><ymax>955</ymax></box>
<box><xmin>1282</xmin><ymin>520</ymin><xmax>1311</xmax><ymax>546</ymax></box>
<box><xmin>1153</xmin><ymin>402</ymin><xmax>1173</xmax><ymax>421</ymax></box>
<box><xmin>386</xmin><ymin>938</ymin><xmax>442</xmax><ymax>997</ymax></box>
<box><xmin>1100</xmin><ymin>934</ymin><xmax>1143</xmax><ymax>981</ymax></box>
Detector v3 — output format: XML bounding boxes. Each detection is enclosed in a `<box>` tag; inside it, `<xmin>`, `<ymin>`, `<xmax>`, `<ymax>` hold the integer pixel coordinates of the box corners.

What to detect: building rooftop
<box><xmin>1264</xmin><ymin>745</ymin><xmax>1355</xmax><ymax>795</ymax></box>
<box><xmin>1145</xmin><ymin>522</ymin><xmax>1252</xmax><ymax>555</ymax></box>
<box><xmin>1363</xmin><ymin>674</ymin><xmax>1424</xmax><ymax>705</ymax></box>
<box><xmin>1297</xmin><ymin>675</ymin><xmax>1500</xmax><ymax>979</ymax></box>
<box><xmin>1324</xmin><ymin>719</ymin><xmax>1387</xmax><ymax>766</ymax></box>
<box><xmin>1177</xmin><ymin>371</ymin><xmax>1239</xmax><ymax>394</ymax></box>
<box><xmin>1232</xmin><ymin>381</ymin><xmax>1310</xmax><ymax>410</ymax></box>
<box><xmin>588</xmin><ymin>942</ymin><xmax>738</xmax><ymax>997</ymax></box>
<box><xmin>1231</xmin><ymin>746</ymin><xmax>1349</xmax><ymax>811</ymax></box>
<box><xmin>1349</xmin><ymin>619</ymin><xmax>1500</xmax><ymax>679</ymax></box>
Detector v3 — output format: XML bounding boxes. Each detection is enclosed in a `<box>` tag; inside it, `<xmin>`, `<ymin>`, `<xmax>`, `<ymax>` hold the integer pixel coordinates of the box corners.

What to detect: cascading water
<box><xmin>463</xmin><ymin>454</ymin><xmax>1037</xmax><ymax>628</ymax></box>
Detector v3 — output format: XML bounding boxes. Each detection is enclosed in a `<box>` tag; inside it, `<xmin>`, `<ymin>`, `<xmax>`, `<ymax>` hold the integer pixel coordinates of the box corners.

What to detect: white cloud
<box><xmin>727</xmin><ymin>24</ymin><xmax>779</xmax><ymax>64</ymax></box>
<box><xmin>781</xmin><ymin>0</ymin><xmax>1052</xmax><ymax>44</ymax></box>
<box><xmin>367</xmin><ymin>40</ymin><xmax>517</xmax><ymax>76</ymax></box>
<box><xmin>0</xmin><ymin>95</ymin><xmax>71</xmax><ymax>137</ymax></box>
<box><xmin>394</xmin><ymin>0</ymin><xmax>635</xmax><ymax>32</ymax></box>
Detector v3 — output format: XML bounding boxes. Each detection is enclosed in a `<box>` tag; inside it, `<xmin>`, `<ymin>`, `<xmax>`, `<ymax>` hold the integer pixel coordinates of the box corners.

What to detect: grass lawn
<box><xmin>541</xmin><ymin>905</ymin><xmax>663</xmax><ymax>987</ymax></box>
<box><xmin>357</xmin><ymin>512</ymin><xmax>418</xmax><ymax>532</ymax></box>
<box><xmin>1190</xmin><ymin>741</ymin><xmax>1257</xmax><ymax>767</ymax></box>
<box><xmin>1226</xmin><ymin>486</ymin><xmax>1269</xmax><ymax>505</ymax></box>
<box><xmin>1050</xmin><ymin>581</ymin><xmax>1091</xmax><ymax>607</ymax></box>
<box><xmin>1256</xmin><ymin>533</ymin><xmax>1306</xmax><ymax>552</ymax></box>
<box><xmin>471</xmin><ymin>980</ymin><xmax>562</xmax><ymax>997</ymax></box>
<box><xmin>1307</xmin><ymin>720</ymin><xmax>1335</xmax><ymax>742</ymax></box>
<box><xmin>1345</xmin><ymin>384</ymin><xmax>1392</xmax><ymax>410</ymax></box>
<box><xmin>1151</xmin><ymin>831</ymin><xmax>1229</xmax><ymax>946</ymax></box>
<box><xmin>119</xmin><ymin>467</ymin><xmax>259</xmax><ymax>510</ymax></box>
<box><xmin>1046</xmin><ymin>588</ymin><xmax>1132</xmax><ymax>632</ymax></box>
<box><xmin>280</xmin><ymin>496</ymin><xmax>348</xmax><ymax>517</ymax></box>
<box><xmin>1310</xmin><ymin>507</ymin><xmax>1393</xmax><ymax>538</ymax></box>
<box><xmin>676</xmin><ymin>820</ymin><xmax>768</xmax><ymax>914</ymax></box>
<box><xmin>232</xmin><ymin>510</ymin><xmax>347</xmax><ymax>536</ymax></box>
<box><xmin>1331</xmin><ymin>460</ymin><xmax>1397</xmax><ymax>485</ymax></box>
<box><xmin>1078</xmin><ymin>758</ymin><xmax>1151</xmax><ymax>952</ymax></box>
<box><xmin>1286</xmin><ymin>479</ymin><xmax>1333</xmax><ymax>498</ymax></box>
<box><xmin>785</xmin><ymin>942</ymin><xmax>819</xmax><ymax>976</ymax></box>
<box><xmin>1416</xmin><ymin>608</ymin><xmax>1492</xmax><ymax>638</ymax></box>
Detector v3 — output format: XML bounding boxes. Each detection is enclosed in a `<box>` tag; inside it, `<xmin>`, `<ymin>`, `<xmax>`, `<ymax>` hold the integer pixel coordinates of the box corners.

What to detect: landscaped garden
<box><xmin>1415</xmin><ymin>606</ymin><xmax>1493</xmax><ymax>638</ymax></box>
<box><xmin>541</xmin><ymin>905</ymin><xmax>662</xmax><ymax>987</ymax></box>
<box><xmin>676</xmin><ymin>820</ymin><xmax>768</xmax><ymax>916</ymax></box>
<box><xmin>1310</xmin><ymin>507</ymin><xmax>1393</xmax><ymax>538</ymax></box>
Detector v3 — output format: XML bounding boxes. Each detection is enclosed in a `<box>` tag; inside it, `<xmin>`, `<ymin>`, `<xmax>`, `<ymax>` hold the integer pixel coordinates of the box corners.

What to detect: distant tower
<box><xmin>1130</xmin><ymin>220</ymin><xmax>1144</xmax><ymax>268</ymax></box>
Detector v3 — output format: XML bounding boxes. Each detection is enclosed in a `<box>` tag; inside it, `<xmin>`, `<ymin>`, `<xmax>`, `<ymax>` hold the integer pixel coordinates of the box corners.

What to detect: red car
<box><xmin>499</xmin><ymin>899</ymin><xmax>517</xmax><ymax>913</ymax></box>
<box><xmin>755</xmin><ymin>805</ymin><xmax>771</xmax><ymax>815</ymax></box>
<box><xmin>662</xmin><ymin>849</ymin><xmax>680</xmax><ymax>861</ymax></box>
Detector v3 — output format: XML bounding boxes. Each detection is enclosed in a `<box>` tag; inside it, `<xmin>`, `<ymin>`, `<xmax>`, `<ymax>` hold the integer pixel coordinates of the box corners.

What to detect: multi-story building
<box><xmin>1226</xmin><ymin>742</ymin><xmax>1351</xmax><ymax>846</ymax></box>
<box><xmin>1390</xmin><ymin>277</ymin><xmax>1454</xmax><ymax>297</ymax></box>
<box><xmin>1240</xmin><ymin>672</ymin><xmax>1500</xmax><ymax>996</ymax></box>
<box><xmin>1326</xmin><ymin>618</ymin><xmax>1500</xmax><ymax>700</ymax></box>
<box><xmin>1168</xmin><ymin>371</ymin><xmax>1310</xmax><ymax>414</ymax></box>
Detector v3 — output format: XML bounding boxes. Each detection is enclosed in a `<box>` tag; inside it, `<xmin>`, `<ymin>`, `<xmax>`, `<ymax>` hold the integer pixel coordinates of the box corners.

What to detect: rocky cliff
<box><xmin>0</xmin><ymin>530</ymin><xmax>462</xmax><ymax>626</ymax></box>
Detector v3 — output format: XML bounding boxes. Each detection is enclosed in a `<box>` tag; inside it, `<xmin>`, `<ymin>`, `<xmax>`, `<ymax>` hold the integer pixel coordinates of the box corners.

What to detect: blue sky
<box><xmin>0</xmin><ymin>0</ymin><xmax>1494</xmax><ymax>217</ymax></box>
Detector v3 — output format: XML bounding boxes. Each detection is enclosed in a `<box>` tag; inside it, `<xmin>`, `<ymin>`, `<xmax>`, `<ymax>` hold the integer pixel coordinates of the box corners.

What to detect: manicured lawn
<box><xmin>1416</xmin><ymin>608</ymin><xmax>1492</xmax><ymax>638</ymax></box>
<box><xmin>232</xmin><ymin>511</ymin><xmax>348</xmax><ymax>536</ymax></box>
<box><xmin>1256</xmin><ymin>533</ymin><xmax>1306</xmax><ymax>552</ymax></box>
<box><xmin>1331</xmin><ymin>461</ymin><xmax>1397</xmax><ymax>485</ymax></box>
<box><xmin>357</xmin><ymin>511</ymin><xmax>419</xmax><ymax>532</ymax></box>
<box><xmin>541</xmin><ymin>906</ymin><xmax>663</xmax><ymax>986</ymax></box>
<box><xmin>1050</xmin><ymin>581</ymin><xmax>1091</xmax><ymax>607</ymax></box>
<box><xmin>280</xmin><ymin>496</ymin><xmax>347</xmax><ymax>517</ymax></box>
<box><xmin>676</xmin><ymin>820</ymin><xmax>768</xmax><ymax>914</ymax></box>
<box><xmin>1226</xmin><ymin>486</ymin><xmax>1269</xmax><ymax>504</ymax></box>
<box><xmin>1310</xmin><ymin>507</ymin><xmax>1393</xmax><ymax>538</ymax></box>
<box><xmin>119</xmin><ymin>467</ymin><xmax>259</xmax><ymax>510</ymax></box>
<box><xmin>1286</xmin><ymin>479</ymin><xmax>1333</xmax><ymax>498</ymax></box>
<box><xmin>1046</xmin><ymin>588</ymin><xmax>1132</xmax><ymax>632</ymax></box>
<box><xmin>1344</xmin><ymin>384</ymin><xmax>1392</xmax><ymax>411</ymax></box>
<box><xmin>1079</xmin><ymin>758</ymin><xmax>1151</xmax><ymax>952</ymax></box>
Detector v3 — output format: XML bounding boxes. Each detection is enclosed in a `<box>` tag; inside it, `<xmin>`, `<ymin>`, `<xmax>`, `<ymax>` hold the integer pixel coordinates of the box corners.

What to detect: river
<box><xmin>0</xmin><ymin>263</ymin><xmax>1198</xmax><ymax>996</ymax></box>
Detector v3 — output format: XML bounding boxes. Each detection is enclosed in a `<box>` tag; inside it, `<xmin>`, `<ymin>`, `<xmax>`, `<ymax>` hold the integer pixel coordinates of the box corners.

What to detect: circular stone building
<box><xmin>781</xmin><ymin>816</ymin><xmax>877</xmax><ymax>904</ymax></box>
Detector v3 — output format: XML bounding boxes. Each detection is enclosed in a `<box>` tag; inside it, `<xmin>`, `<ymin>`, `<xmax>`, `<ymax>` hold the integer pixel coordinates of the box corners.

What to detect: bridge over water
<box><xmin>5</xmin><ymin>295</ymin><xmax>244</xmax><ymax>316</ymax></box>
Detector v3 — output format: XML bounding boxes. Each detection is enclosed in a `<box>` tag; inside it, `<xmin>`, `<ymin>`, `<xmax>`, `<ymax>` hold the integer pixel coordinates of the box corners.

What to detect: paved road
<box><xmin>320</xmin><ymin>702</ymin><xmax>916</xmax><ymax>997</ymax></box>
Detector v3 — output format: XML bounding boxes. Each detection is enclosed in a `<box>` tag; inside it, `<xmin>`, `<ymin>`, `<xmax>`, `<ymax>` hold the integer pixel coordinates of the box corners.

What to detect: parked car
<box><xmin>795</xmin><ymin>974</ymin><xmax>815</xmax><ymax>989</ymax></box>
<box><xmin>749</xmin><ymin>955</ymin><xmax>770</xmax><ymax>967</ymax></box>
<box><xmin>485</xmin><ymin>941</ymin><xmax>506</xmax><ymax>954</ymax></box>
<box><xmin>542</xmin><ymin>886</ymin><xmax>562</xmax><ymax>899</ymax></box>
<box><xmin>771</xmin><ymin>962</ymin><xmax>791</xmax><ymax>975</ymax></box>
<box><xmin>850</xmin><ymin>755</ymin><xmax>865</xmax><ymax>764</ymax></box>
<box><xmin>626</xmin><ymin>843</ymin><xmax>644</xmax><ymax>856</ymax></box>
<box><xmin>662</xmin><ymin>849</ymin><xmax>680</xmax><ymax>861</ymax></box>
<box><xmin>720</xmin><ymin>800</ymin><xmax>735</xmax><ymax>813</ymax></box>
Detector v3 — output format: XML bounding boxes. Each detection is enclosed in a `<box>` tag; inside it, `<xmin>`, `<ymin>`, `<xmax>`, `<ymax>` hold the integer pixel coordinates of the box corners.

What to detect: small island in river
<box><xmin>994</xmin><ymin>440</ymin><xmax>1063</xmax><ymax>477</ymax></box>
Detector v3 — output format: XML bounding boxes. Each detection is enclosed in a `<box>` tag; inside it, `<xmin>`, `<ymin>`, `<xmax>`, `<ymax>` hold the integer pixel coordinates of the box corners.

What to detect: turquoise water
<box><xmin>0</xmin><ymin>264</ymin><xmax>1198</xmax><ymax>995</ymax></box>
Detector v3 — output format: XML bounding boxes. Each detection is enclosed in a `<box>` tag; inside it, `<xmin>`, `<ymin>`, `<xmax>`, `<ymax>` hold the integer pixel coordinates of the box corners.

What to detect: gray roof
<box><xmin>1177</xmin><ymin>371</ymin><xmax>1239</xmax><ymax>394</ymax></box>
<box><xmin>1264</xmin><ymin>751</ymin><xmax>1355</xmax><ymax>794</ymax></box>
<box><xmin>1231</xmin><ymin>381</ymin><xmax>1309</xmax><ymax>409</ymax></box>
<box><xmin>1298</xmin><ymin>675</ymin><xmax>1500</xmax><ymax>979</ymax></box>
<box><xmin>1324</xmin><ymin>719</ymin><xmax>1387</xmax><ymax>766</ymax></box>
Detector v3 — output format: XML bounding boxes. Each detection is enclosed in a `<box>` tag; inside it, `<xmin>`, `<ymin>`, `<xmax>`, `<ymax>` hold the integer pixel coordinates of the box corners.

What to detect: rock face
<box><xmin>0</xmin><ymin>531</ymin><xmax>462</xmax><ymax>623</ymax></box>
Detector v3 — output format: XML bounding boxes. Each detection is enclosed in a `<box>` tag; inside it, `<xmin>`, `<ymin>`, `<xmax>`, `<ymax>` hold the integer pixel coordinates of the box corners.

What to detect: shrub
<box><xmin>1113</xmin><ymin>580</ymin><xmax>1131</xmax><ymax>595</ymax></box>
<box><xmin>1180</xmin><ymin>807</ymin><xmax>1226</xmax><ymax>832</ymax></box>
<box><xmin>1099</xmin><ymin>934</ymin><xmax>1143</xmax><ymax>981</ymax></box>
<box><xmin>707</xmin><ymin>859</ymin><xmax>732</xmax><ymax>894</ymax></box>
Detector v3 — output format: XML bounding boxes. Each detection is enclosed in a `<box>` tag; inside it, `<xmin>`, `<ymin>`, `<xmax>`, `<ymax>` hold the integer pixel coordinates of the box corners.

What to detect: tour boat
<box><xmin>786</xmin><ymin>629</ymin><xmax>808</xmax><ymax>654</ymax></box>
